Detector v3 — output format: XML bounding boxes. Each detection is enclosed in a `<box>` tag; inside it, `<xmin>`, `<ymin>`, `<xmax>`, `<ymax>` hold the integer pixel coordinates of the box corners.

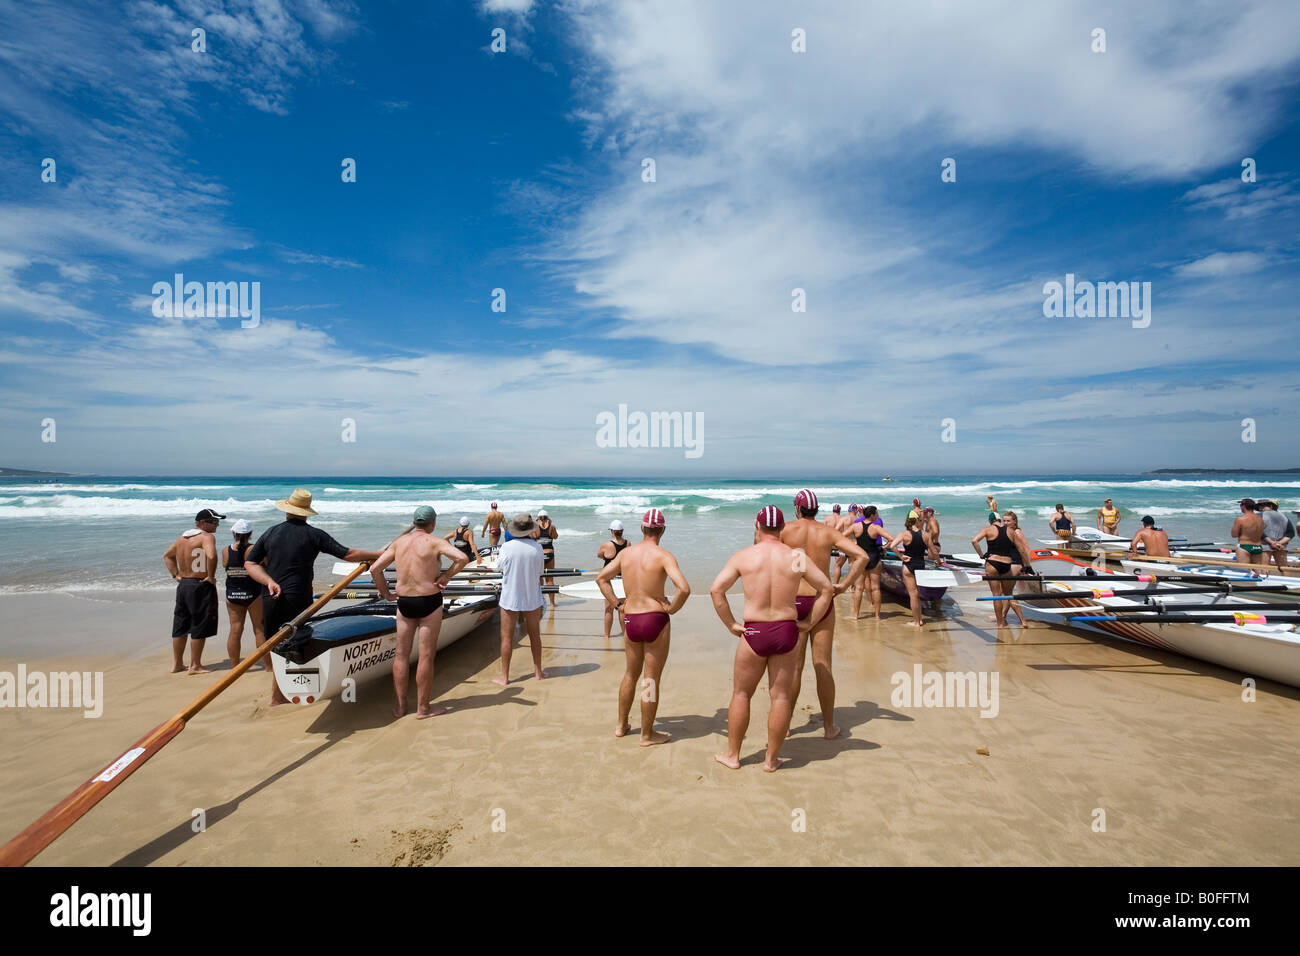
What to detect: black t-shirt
<box><xmin>247</xmin><ymin>518</ymin><xmax>349</xmax><ymax>596</ymax></box>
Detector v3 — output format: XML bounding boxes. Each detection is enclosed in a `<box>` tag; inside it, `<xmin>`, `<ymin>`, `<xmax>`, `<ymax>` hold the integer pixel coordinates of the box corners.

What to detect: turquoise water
<box><xmin>0</xmin><ymin>474</ymin><xmax>1295</xmax><ymax>592</ymax></box>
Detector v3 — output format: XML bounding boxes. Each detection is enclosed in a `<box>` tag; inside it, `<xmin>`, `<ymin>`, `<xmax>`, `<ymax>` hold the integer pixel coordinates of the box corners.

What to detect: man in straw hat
<box><xmin>371</xmin><ymin>507</ymin><xmax>469</xmax><ymax>719</ymax></box>
<box><xmin>244</xmin><ymin>489</ymin><xmax>381</xmax><ymax>705</ymax></box>
<box><xmin>492</xmin><ymin>513</ymin><xmax>548</xmax><ymax>685</ymax></box>
<box><xmin>596</xmin><ymin>508</ymin><xmax>690</xmax><ymax>746</ymax></box>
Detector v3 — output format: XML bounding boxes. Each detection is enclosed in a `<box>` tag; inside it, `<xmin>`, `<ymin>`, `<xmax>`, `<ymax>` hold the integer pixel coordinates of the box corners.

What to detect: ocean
<box><xmin>1</xmin><ymin>474</ymin><xmax>1295</xmax><ymax>593</ymax></box>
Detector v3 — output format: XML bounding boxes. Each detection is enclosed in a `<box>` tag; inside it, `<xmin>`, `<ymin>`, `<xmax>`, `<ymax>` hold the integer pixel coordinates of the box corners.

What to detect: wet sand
<box><xmin>2</xmin><ymin>580</ymin><xmax>1298</xmax><ymax>866</ymax></box>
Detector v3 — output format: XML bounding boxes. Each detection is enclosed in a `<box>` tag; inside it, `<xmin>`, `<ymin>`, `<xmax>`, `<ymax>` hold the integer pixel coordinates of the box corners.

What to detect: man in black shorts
<box><xmin>163</xmin><ymin>507</ymin><xmax>224</xmax><ymax>674</ymax></box>
<box><xmin>244</xmin><ymin>489</ymin><xmax>381</xmax><ymax>705</ymax></box>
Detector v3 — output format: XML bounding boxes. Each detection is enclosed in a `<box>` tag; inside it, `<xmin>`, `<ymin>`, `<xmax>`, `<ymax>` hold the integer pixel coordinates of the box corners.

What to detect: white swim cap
<box><xmin>232</xmin><ymin>519</ymin><xmax>253</xmax><ymax>534</ymax></box>
<box><xmin>459</xmin><ymin>516</ymin><xmax>470</xmax><ymax>526</ymax></box>
<box><xmin>538</xmin><ymin>509</ymin><xmax>548</xmax><ymax>517</ymax></box>
<box><xmin>609</xmin><ymin>519</ymin><xmax>624</xmax><ymax>532</ymax></box>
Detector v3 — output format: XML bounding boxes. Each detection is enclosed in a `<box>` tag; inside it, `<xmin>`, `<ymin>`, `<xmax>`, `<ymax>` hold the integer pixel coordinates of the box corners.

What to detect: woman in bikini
<box><xmin>971</xmin><ymin>511</ymin><xmax>1035</xmax><ymax>627</ymax></box>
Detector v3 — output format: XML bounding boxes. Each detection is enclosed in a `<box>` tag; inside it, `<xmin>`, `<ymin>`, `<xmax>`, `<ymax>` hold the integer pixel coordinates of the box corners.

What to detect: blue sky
<box><xmin>1</xmin><ymin>0</ymin><xmax>1298</xmax><ymax>476</ymax></box>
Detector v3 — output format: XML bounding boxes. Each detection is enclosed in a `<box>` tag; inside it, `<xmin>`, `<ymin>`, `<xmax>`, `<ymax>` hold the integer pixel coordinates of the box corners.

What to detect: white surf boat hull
<box><xmin>1016</xmin><ymin>551</ymin><xmax>1300</xmax><ymax>688</ymax></box>
<box><xmin>271</xmin><ymin>594</ymin><xmax>500</xmax><ymax>705</ymax></box>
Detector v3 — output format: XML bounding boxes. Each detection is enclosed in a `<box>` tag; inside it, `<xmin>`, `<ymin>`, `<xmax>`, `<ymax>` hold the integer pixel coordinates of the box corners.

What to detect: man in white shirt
<box><xmin>493</xmin><ymin>513</ymin><xmax>547</xmax><ymax>685</ymax></box>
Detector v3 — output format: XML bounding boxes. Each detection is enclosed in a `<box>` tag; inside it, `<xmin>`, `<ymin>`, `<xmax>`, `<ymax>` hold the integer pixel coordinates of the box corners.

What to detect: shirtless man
<box><xmin>595</xmin><ymin>508</ymin><xmax>691</xmax><ymax>746</ymax></box>
<box><xmin>711</xmin><ymin>506</ymin><xmax>833</xmax><ymax>772</ymax></box>
<box><xmin>372</xmin><ymin>506</ymin><xmax>469</xmax><ymax>718</ymax></box>
<box><xmin>921</xmin><ymin>507</ymin><xmax>941</xmax><ymax>556</ymax></box>
<box><xmin>1128</xmin><ymin>515</ymin><xmax>1170</xmax><ymax>558</ymax></box>
<box><xmin>162</xmin><ymin>508</ymin><xmax>224</xmax><ymax>674</ymax></box>
<box><xmin>1232</xmin><ymin>499</ymin><xmax>1266</xmax><ymax>566</ymax></box>
<box><xmin>482</xmin><ymin>501</ymin><xmax>505</xmax><ymax>548</ymax></box>
<box><xmin>780</xmin><ymin>489</ymin><xmax>866</xmax><ymax>740</ymax></box>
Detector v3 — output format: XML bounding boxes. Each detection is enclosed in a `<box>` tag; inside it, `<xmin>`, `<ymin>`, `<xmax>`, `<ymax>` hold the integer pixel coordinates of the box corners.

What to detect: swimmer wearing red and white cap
<box><xmin>710</xmin><ymin>505</ymin><xmax>833</xmax><ymax>772</ymax></box>
<box><xmin>595</xmin><ymin>507</ymin><xmax>690</xmax><ymax>746</ymax></box>
<box><xmin>779</xmin><ymin>489</ymin><xmax>867</xmax><ymax>740</ymax></box>
<box><xmin>482</xmin><ymin>501</ymin><xmax>505</xmax><ymax>547</ymax></box>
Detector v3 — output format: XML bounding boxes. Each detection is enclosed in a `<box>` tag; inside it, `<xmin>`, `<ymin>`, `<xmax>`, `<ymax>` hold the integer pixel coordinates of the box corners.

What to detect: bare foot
<box><xmin>762</xmin><ymin>757</ymin><xmax>785</xmax><ymax>773</ymax></box>
<box><xmin>614</xmin><ymin>723</ymin><xmax>631</xmax><ymax>737</ymax></box>
<box><xmin>823</xmin><ymin>723</ymin><xmax>842</xmax><ymax>740</ymax></box>
<box><xmin>491</xmin><ymin>675</ymin><xmax>509</xmax><ymax>686</ymax></box>
<box><xmin>170</xmin><ymin>664</ymin><xmax>186</xmax><ymax>674</ymax></box>
<box><xmin>188</xmin><ymin>664</ymin><xmax>210</xmax><ymax>674</ymax></box>
<box><xmin>393</xmin><ymin>702</ymin><xmax>407</xmax><ymax>718</ymax></box>
<box><xmin>639</xmin><ymin>730</ymin><xmax>671</xmax><ymax>747</ymax></box>
<box><xmin>534</xmin><ymin>669</ymin><xmax>548</xmax><ymax>681</ymax></box>
<box><xmin>906</xmin><ymin>621</ymin><xmax>924</xmax><ymax>628</ymax></box>
<box><xmin>714</xmin><ymin>752</ymin><xmax>741</xmax><ymax>770</ymax></box>
<box><xmin>416</xmin><ymin>704</ymin><xmax>449</xmax><ymax>719</ymax></box>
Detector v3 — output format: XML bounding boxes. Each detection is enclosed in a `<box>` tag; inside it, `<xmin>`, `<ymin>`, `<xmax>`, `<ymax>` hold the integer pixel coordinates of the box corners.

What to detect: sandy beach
<box><xmin>2</xmin><ymin>577</ymin><xmax>1298</xmax><ymax>867</ymax></box>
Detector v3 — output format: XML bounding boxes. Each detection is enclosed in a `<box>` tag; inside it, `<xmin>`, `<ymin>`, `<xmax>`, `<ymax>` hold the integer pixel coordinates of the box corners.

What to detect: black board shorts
<box><xmin>263</xmin><ymin>591</ymin><xmax>314</xmax><ymax>636</ymax></box>
<box><xmin>172</xmin><ymin>579</ymin><xmax>218</xmax><ymax>639</ymax></box>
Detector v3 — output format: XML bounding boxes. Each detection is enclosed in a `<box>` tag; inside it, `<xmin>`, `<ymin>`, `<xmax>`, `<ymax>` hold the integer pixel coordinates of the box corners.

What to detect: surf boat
<box><xmin>271</xmin><ymin>593</ymin><xmax>500</xmax><ymax>705</ymax></box>
<box><xmin>1013</xmin><ymin>550</ymin><xmax>1300</xmax><ymax>688</ymax></box>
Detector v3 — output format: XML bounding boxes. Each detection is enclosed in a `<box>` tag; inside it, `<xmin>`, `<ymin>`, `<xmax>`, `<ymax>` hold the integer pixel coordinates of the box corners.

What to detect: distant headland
<box><xmin>0</xmin><ymin>467</ymin><xmax>74</xmax><ymax>477</ymax></box>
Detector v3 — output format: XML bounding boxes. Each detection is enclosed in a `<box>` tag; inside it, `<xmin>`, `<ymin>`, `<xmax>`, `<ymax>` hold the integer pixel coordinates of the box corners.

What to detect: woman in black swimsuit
<box><xmin>222</xmin><ymin>520</ymin><xmax>265</xmax><ymax>667</ymax></box>
<box><xmin>971</xmin><ymin>512</ymin><xmax>1033</xmax><ymax>626</ymax></box>
<box><xmin>598</xmin><ymin>520</ymin><xmax>630</xmax><ymax>637</ymax></box>
<box><xmin>851</xmin><ymin>506</ymin><xmax>887</xmax><ymax>620</ymax></box>
<box><xmin>446</xmin><ymin>516</ymin><xmax>482</xmax><ymax>566</ymax></box>
<box><xmin>887</xmin><ymin>515</ymin><xmax>933</xmax><ymax>628</ymax></box>
<box><xmin>535</xmin><ymin>510</ymin><xmax>559</xmax><ymax>608</ymax></box>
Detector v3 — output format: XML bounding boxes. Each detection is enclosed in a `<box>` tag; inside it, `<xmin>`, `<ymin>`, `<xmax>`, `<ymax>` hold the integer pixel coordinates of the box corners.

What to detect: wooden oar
<box><xmin>0</xmin><ymin>525</ymin><xmax>413</xmax><ymax>868</ymax></box>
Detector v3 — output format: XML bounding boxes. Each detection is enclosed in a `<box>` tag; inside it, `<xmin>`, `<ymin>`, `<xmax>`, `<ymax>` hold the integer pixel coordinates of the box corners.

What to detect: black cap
<box><xmin>195</xmin><ymin>508</ymin><xmax>227</xmax><ymax>522</ymax></box>
<box><xmin>1141</xmin><ymin>515</ymin><xmax>1155</xmax><ymax>525</ymax></box>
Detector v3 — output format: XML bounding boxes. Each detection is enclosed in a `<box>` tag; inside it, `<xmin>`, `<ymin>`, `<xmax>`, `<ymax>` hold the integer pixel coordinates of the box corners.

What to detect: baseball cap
<box><xmin>195</xmin><ymin>508</ymin><xmax>226</xmax><ymax>522</ymax></box>
<box><xmin>413</xmin><ymin>505</ymin><xmax>437</xmax><ymax>527</ymax></box>
<box><xmin>459</xmin><ymin>516</ymin><xmax>470</xmax><ymax>526</ymax></box>
<box><xmin>757</xmin><ymin>505</ymin><xmax>785</xmax><ymax>530</ymax></box>
<box><xmin>794</xmin><ymin>489</ymin><xmax>819</xmax><ymax>511</ymax></box>
<box><xmin>642</xmin><ymin>508</ymin><xmax>666</xmax><ymax>528</ymax></box>
<box><xmin>231</xmin><ymin>518</ymin><xmax>252</xmax><ymax>534</ymax></box>
<box><xmin>609</xmin><ymin>519</ymin><xmax>624</xmax><ymax>532</ymax></box>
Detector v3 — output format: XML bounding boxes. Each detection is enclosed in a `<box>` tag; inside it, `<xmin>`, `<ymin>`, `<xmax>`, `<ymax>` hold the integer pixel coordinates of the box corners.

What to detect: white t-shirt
<box><xmin>498</xmin><ymin>537</ymin><xmax>544</xmax><ymax>612</ymax></box>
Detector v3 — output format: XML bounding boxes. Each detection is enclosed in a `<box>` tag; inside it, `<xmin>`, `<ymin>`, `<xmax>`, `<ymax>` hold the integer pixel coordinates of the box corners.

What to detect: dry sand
<box><xmin>2</xmin><ymin>580</ymin><xmax>1298</xmax><ymax>866</ymax></box>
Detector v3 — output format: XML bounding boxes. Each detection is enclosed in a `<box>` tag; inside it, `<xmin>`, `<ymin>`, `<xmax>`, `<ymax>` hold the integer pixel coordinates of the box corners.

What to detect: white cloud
<box><xmin>1174</xmin><ymin>251</ymin><xmax>1269</xmax><ymax>278</ymax></box>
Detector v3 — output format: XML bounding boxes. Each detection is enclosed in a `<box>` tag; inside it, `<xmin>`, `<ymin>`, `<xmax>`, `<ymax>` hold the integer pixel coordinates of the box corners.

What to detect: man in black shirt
<box><xmin>245</xmin><ymin>489</ymin><xmax>381</xmax><ymax>705</ymax></box>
